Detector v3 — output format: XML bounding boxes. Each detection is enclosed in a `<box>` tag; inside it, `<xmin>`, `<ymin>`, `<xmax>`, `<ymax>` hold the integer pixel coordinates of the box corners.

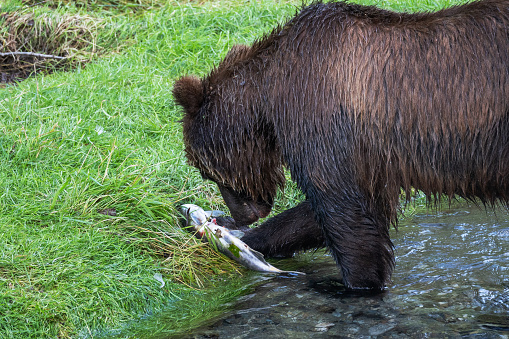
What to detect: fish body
<box><xmin>181</xmin><ymin>204</ymin><xmax>304</xmax><ymax>275</ymax></box>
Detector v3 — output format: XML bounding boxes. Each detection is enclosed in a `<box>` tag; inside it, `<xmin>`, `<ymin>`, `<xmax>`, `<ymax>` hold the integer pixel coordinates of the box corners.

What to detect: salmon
<box><xmin>181</xmin><ymin>204</ymin><xmax>304</xmax><ymax>275</ymax></box>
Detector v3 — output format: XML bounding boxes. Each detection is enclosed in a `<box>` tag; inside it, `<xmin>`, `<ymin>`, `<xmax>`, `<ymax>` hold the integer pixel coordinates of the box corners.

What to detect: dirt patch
<box><xmin>1</xmin><ymin>11</ymin><xmax>104</xmax><ymax>83</ymax></box>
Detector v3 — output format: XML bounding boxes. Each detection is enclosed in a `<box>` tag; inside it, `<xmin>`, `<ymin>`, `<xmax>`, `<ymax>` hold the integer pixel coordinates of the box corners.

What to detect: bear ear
<box><xmin>172</xmin><ymin>75</ymin><xmax>204</xmax><ymax>116</ymax></box>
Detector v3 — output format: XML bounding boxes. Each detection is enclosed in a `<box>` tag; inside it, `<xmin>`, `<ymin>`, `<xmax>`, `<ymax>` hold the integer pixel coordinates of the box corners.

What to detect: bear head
<box><xmin>173</xmin><ymin>66</ymin><xmax>281</xmax><ymax>225</ymax></box>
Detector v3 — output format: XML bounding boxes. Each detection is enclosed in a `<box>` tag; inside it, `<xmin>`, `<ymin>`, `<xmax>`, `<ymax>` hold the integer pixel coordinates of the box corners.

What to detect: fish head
<box><xmin>181</xmin><ymin>204</ymin><xmax>208</xmax><ymax>228</ymax></box>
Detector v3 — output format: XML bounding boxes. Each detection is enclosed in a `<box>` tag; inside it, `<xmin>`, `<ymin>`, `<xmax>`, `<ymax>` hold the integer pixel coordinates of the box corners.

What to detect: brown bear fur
<box><xmin>173</xmin><ymin>0</ymin><xmax>509</xmax><ymax>290</ymax></box>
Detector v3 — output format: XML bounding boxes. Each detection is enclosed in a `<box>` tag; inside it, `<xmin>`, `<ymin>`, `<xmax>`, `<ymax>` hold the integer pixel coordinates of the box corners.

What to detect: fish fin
<box><xmin>229</xmin><ymin>230</ymin><xmax>245</xmax><ymax>238</ymax></box>
<box><xmin>250</xmin><ymin>248</ymin><xmax>270</xmax><ymax>264</ymax></box>
<box><xmin>210</xmin><ymin>210</ymin><xmax>225</xmax><ymax>217</ymax></box>
<box><xmin>204</xmin><ymin>210</ymin><xmax>225</xmax><ymax>222</ymax></box>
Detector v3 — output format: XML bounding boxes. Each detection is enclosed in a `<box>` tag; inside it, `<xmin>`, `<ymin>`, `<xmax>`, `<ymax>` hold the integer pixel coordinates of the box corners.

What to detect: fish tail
<box><xmin>266</xmin><ymin>265</ymin><xmax>305</xmax><ymax>275</ymax></box>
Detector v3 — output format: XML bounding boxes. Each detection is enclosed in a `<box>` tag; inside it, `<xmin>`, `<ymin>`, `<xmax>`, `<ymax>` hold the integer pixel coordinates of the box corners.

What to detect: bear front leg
<box><xmin>313</xmin><ymin>192</ymin><xmax>395</xmax><ymax>291</ymax></box>
<box><xmin>241</xmin><ymin>200</ymin><xmax>325</xmax><ymax>258</ymax></box>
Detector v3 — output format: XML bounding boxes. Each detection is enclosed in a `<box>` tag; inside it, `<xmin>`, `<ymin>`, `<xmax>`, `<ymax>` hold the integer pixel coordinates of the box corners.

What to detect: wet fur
<box><xmin>173</xmin><ymin>0</ymin><xmax>509</xmax><ymax>289</ymax></box>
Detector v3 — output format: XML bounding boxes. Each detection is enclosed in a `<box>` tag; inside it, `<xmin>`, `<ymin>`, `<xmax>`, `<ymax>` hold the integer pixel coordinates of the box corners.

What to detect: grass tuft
<box><xmin>0</xmin><ymin>0</ymin><xmax>132</xmax><ymax>83</ymax></box>
<box><xmin>0</xmin><ymin>9</ymin><xmax>105</xmax><ymax>82</ymax></box>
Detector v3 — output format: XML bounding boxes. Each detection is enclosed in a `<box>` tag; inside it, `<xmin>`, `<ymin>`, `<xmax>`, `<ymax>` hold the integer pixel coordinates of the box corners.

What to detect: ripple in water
<box><xmin>185</xmin><ymin>206</ymin><xmax>509</xmax><ymax>338</ymax></box>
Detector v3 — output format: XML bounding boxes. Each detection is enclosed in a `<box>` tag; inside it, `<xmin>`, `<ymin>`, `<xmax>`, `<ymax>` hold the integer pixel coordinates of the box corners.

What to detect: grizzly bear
<box><xmin>173</xmin><ymin>0</ymin><xmax>509</xmax><ymax>290</ymax></box>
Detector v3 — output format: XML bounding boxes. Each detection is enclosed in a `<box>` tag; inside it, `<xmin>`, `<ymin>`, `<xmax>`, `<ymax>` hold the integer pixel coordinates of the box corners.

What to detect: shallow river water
<box><xmin>182</xmin><ymin>205</ymin><xmax>509</xmax><ymax>338</ymax></box>
<box><xmin>114</xmin><ymin>205</ymin><xmax>509</xmax><ymax>338</ymax></box>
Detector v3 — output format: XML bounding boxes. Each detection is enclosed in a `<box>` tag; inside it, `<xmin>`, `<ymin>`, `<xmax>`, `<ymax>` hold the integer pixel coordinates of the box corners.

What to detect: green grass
<box><xmin>0</xmin><ymin>0</ymin><xmax>467</xmax><ymax>337</ymax></box>
<box><xmin>0</xmin><ymin>1</ymin><xmax>298</xmax><ymax>337</ymax></box>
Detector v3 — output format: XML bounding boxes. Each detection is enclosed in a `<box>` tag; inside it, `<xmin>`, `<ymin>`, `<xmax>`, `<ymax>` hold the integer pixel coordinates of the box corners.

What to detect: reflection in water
<box><xmin>185</xmin><ymin>206</ymin><xmax>508</xmax><ymax>338</ymax></box>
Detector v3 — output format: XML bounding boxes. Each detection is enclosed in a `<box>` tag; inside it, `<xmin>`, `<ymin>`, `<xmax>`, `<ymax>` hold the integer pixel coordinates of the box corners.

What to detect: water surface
<box><xmin>185</xmin><ymin>206</ymin><xmax>509</xmax><ymax>338</ymax></box>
